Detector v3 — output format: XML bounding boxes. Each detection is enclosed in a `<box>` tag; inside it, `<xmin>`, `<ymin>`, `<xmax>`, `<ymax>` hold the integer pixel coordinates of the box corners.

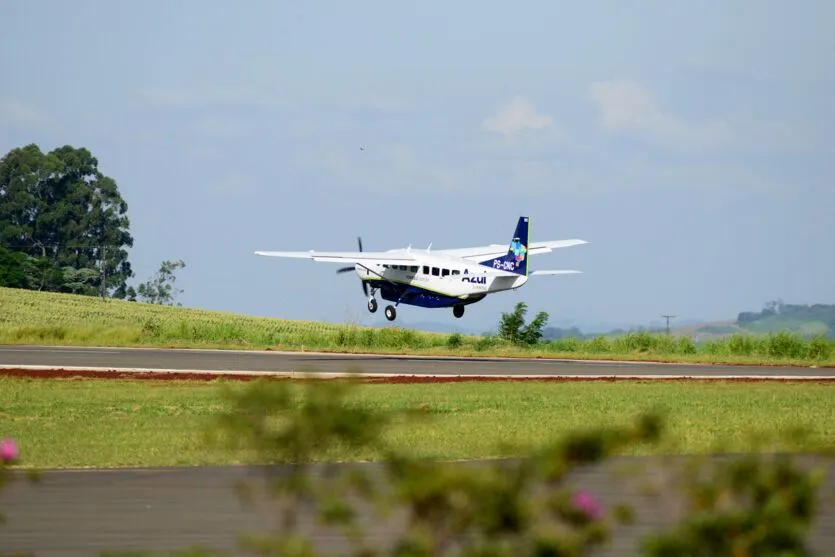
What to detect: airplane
<box><xmin>255</xmin><ymin>216</ymin><xmax>588</xmax><ymax>322</ymax></box>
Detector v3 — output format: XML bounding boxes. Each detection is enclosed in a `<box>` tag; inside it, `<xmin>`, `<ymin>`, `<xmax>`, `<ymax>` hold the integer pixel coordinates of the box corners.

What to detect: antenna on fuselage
<box><xmin>427</xmin><ymin>242</ymin><xmax>432</xmax><ymax>252</ymax></box>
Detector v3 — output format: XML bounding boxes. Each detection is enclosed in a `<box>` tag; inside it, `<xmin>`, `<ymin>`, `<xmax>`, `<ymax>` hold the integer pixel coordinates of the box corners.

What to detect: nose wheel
<box><xmin>367</xmin><ymin>298</ymin><xmax>378</xmax><ymax>313</ymax></box>
<box><xmin>384</xmin><ymin>305</ymin><xmax>397</xmax><ymax>321</ymax></box>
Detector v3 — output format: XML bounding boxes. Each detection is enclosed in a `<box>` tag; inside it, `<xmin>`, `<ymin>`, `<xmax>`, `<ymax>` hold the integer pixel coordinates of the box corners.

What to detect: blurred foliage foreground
<box><xmin>2</xmin><ymin>377</ymin><xmax>834</xmax><ymax>556</ymax></box>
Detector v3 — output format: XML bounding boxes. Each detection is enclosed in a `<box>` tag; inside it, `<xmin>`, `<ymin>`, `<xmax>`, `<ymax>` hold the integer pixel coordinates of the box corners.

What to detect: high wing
<box><xmin>435</xmin><ymin>239</ymin><xmax>588</xmax><ymax>261</ymax></box>
<box><xmin>256</xmin><ymin>238</ymin><xmax>588</xmax><ymax>265</ymax></box>
<box><xmin>254</xmin><ymin>249</ymin><xmax>417</xmax><ymax>266</ymax></box>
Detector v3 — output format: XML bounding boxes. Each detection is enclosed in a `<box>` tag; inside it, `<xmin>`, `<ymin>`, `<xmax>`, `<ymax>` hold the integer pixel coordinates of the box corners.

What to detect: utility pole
<box><xmin>661</xmin><ymin>314</ymin><xmax>675</xmax><ymax>335</ymax></box>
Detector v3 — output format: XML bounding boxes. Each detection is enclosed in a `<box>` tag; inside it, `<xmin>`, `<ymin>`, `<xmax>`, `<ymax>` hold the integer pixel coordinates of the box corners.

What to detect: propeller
<box><xmin>336</xmin><ymin>237</ymin><xmax>368</xmax><ymax>296</ymax></box>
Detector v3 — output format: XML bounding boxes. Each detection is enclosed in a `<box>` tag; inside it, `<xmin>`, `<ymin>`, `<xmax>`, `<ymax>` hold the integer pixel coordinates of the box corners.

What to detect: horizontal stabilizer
<box><xmin>444</xmin><ymin>239</ymin><xmax>588</xmax><ymax>261</ymax></box>
<box><xmin>529</xmin><ymin>270</ymin><xmax>582</xmax><ymax>276</ymax></box>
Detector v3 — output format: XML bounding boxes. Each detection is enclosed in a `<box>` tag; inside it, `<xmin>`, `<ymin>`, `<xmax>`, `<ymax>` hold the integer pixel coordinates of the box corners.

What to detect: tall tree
<box><xmin>136</xmin><ymin>259</ymin><xmax>186</xmax><ymax>305</ymax></box>
<box><xmin>0</xmin><ymin>246</ymin><xmax>28</xmax><ymax>288</ymax></box>
<box><xmin>0</xmin><ymin>143</ymin><xmax>134</xmax><ymax>296</ymax></box>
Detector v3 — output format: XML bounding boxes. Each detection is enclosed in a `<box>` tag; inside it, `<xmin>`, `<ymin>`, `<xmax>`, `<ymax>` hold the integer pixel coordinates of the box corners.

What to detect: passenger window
<box><xmin>422</xmin><ymin>266</ymin><xmax>429</xmax><ymax>274</ymax></box>
<box><xmin>451</xmin><ymin>270</ymin><xmax>460</xmax><ymax>275</ymax></box>
<box><xmin>442</xmin><ymin>268</ymin><xmax>450</xmax><ymax>277</ymax></box>
<box><xmin>431</xmin><ymin>267</ymin><xmax>439</xmax><ymax>276</ymax></box>
<box><xmin>410</xmin><ymin>266</ymin><xmax>418</xmax><ymax>272</ymax></box>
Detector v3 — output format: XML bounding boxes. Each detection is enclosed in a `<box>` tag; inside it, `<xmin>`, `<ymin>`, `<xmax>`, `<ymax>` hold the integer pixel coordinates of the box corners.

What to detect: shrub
<box><xmin>447</xmin><ymin>332</ymin><xmax>463</xmax><ymax>349</ymax></box>
<box><xmin>643</xmin><ymin>451</ymin><xmax>825</xmax><ymax>556</ymax></box>
<box><xmin>808</xmin><ymin>335</ymin><xmax>833</xmax><ymax>361</ymax></box>
<box><xmin>498</xmin><ymin>301</ymin><xmax>549</xmax><ymax>346</ymax></box>
<box><xmin>198</xmin><ymin>379</ymin><xmax>831</xmax><ymax>556</ymax></box>
<box><xmin>767</xmin><ymin>331</ymin><xmax>808</xmax><ymax>359</ymax></box>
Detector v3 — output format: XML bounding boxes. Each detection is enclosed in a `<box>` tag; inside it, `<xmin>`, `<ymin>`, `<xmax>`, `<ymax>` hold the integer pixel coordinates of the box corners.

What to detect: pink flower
<box><xmin>572</xmin><ymin>490</ymin><xmax>602</xmax><ymax>520</ymax></box>
<box><xmin>0</xmin><ymin>438</ymin><xmax>19</xmax><ymax>463</ymax></box>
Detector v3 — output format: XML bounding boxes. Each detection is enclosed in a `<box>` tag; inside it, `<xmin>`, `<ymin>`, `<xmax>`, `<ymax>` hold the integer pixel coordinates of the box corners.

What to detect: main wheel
<box><xmin>453</xmin><ymin>304</ymin><xmax>465</xmax><ymax>318</ymax></box>
<box><xmin>367</xmin><ymin>298</ymin><xmax>378</xmax><ymax>313</ymax></box>
<box><xmin>384</xmin><ymin>305</ymin><xmax>396</xmax><ymax>321</ymax></box>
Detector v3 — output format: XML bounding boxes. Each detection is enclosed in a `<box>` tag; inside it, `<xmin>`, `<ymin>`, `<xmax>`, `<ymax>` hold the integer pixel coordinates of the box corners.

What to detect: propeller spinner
<box><xmin>336</xmin><ymin>237</ymin><xmax>368</xmax><ymax>296</ymax></box>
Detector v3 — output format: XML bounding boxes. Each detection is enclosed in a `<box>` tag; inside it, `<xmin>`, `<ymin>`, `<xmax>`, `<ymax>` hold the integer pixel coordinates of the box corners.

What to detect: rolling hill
<box><xmin>678</xmin><ymin>301</ymin><xmax>835</xmax><ymax>341</ymax></box>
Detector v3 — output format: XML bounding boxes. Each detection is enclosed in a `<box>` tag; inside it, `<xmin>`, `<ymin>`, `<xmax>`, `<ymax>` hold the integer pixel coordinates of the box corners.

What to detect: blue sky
<box><xmin>2</xmin><ymin>1</ymin><xmax>833</xmax><ymax>333</ymax></box>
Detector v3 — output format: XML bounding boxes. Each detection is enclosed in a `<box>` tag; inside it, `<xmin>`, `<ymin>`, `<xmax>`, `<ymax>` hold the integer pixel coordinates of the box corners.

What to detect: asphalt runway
<box><xmin>3</xmin><ymin>457</ymin><xmax>835</xmax><ymax>556</ymax></box>
<box><xmin>0</xmin><ymin>345</ymin><xmax>831</xmax><ymax>379</ymax></box>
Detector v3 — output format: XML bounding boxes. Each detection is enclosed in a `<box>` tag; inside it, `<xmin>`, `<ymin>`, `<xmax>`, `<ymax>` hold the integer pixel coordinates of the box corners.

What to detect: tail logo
<box><xmin>510</xmin><ymin>238</ymin><xmax>527</xmax><ymax>268</ymax></box>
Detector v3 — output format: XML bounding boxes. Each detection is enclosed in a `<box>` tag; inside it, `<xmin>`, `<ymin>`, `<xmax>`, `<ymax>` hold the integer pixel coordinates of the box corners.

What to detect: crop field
<box><xmin>1</xmin><ymin>376</ymin><xmax>834</xmax><ymax>469</ymax></box>
<box><xmin>1</xmin><ymin>286</ymin><xmax>834</xmax><ymax>366</ymax></box>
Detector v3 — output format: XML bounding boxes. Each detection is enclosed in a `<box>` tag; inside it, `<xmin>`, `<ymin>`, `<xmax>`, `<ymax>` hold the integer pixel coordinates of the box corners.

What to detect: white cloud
<box><xmin>481</xmin><ymin>95</ymin><xmax>555</xmax><ymax>136</ymax></box>
<box><xmin>138</xmin><ymin>86</ymin><xmax>282</xmax><ymax>110</ymax></box>
<box><xmin>301</xmin><ymin>136</ymin><xmax>785</xmax><ymax>200</ymax></box>
<box><xmin>295</xmin><ymin>84</ymin><xmax>791</xmax><ymax>200</ymax></box>
<box><xmin>486</xmin><ymin>155</ymin><xmax>782</xmax><ymax>201</ymax></box>
<box><xmin>0</xmin><ymin>97</ymin><xmax>52</xmax><ymax>132</ymax></box>
<box><xmin>588</xmin><ymin>80</ymin><xmax>733</xmax><ymax>150</ymax></box>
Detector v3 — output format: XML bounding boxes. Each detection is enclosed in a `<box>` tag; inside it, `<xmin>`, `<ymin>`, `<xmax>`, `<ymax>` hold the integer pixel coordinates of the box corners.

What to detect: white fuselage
<box><xmin>354</xmin><ymin>252</ymin><xmax>528</xmax><ymax>300</ymax></box>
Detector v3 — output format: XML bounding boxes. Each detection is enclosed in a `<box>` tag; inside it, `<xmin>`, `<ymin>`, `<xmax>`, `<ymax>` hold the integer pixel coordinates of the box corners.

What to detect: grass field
<box><xmin>1</xmin><ymin>286</ymin><xmax>834</xmax><ymax>366</ymax></box>
<box><xmin>1</xmin><ymin>377</ymin><xmax>834</xmax><ymax>469</ymax></box>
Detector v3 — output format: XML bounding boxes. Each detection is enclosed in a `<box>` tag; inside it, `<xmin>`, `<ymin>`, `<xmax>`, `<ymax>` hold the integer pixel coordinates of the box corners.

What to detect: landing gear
<box><xmin>367</xmin><ymin>286</ymin><xmax>379</xmax><ymax>313</ymax></box>
<box><xmin>384</xmin><ymin>305</ymin><xmax>397</xmax><ymax>321</ymax></box>
<box><xmin>453</xmin><ymin>304</ymin><xmax>465</xmax><ymax>318</ymax></box>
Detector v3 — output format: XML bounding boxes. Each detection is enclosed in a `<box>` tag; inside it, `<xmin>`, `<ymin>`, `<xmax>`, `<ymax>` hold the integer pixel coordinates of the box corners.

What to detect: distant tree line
<box><xmin>0</xmin><ymin>144</ymin><xmax>184</xmax><ymax>305</ymax></box>
<box><xmin>534</xmin><ymin>299</ymin><xmax>835</xmax><ymax>342</ymax></box>
<box><xmin>737</xmin><ymin>299</ymin><xmax>835</xmax><ymax>330</ymax></box>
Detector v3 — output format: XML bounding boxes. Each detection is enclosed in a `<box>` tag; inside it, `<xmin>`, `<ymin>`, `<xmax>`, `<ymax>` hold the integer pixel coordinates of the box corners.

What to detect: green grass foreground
<box><xmin>2</xmin><ymin>377</ymin><xmax>834</xmax><ymax>468</ymax></box>
<box><xmin>1</xmin><ymin>286</ymin><xmax>834</xmax><ymax>366</ymax></box>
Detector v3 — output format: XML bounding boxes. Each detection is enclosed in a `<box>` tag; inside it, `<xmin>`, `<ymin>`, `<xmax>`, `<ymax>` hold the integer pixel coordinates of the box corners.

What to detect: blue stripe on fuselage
<box><xmin>365</xmin><ymin>279</ymin><xmax>485</xmax><ymax>309</ymax></box>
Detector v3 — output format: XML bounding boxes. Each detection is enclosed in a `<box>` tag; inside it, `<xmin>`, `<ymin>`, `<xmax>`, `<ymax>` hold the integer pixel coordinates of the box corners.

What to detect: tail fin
<box><xmin>479</xmin><ymin>216</ymin><xmax>530</xmax><ymax>275</ymax></box>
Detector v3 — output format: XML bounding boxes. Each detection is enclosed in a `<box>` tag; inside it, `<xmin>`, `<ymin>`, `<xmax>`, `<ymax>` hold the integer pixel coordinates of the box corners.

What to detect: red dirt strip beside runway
<box><xmin>1</xmin><ymin>367</ymin><xmax>834</xmax><ymax>384</ymax></box>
